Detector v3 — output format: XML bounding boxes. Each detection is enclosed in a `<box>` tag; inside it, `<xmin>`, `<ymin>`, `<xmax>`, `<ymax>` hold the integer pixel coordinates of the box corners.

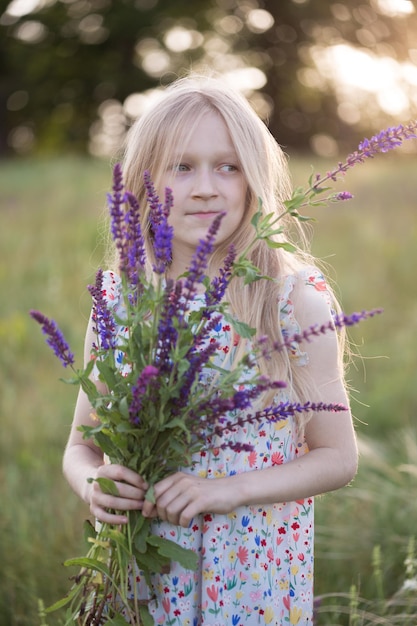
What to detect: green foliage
<box><xmin>1</xmin><ymin>156</ymin><xmax>417</xmax><ymax>624</ymax></box>
<box><xmin>2</xmin><ymin>1</ymin><xmax>417</xmax><ymax>155</ymax></box>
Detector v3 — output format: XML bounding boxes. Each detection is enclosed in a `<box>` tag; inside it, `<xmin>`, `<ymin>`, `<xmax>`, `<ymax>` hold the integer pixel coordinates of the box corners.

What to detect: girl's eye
<box><xmin>220</xmin><ymin>164</ymin><xmax>238</xmax><ymax>172</ymax></box>
<box><xmin>173</xmin><ymin>163</ymin><xmax>189</xmax><ymax>172</ymax></box>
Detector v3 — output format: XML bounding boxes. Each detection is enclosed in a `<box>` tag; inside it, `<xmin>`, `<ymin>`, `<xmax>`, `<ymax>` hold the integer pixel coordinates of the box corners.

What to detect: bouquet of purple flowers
<box><xmin>31</xmin><ymin>122</ymin><xmax>415</xmax><ymax>625</ymax></box>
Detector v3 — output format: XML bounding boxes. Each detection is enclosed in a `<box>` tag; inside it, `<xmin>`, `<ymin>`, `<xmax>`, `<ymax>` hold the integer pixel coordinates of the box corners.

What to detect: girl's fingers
<box><xmin>89</xmin><ymin>464</ymin><xmax>150</xmax><ymax>523</ymax></box>
<box><xmin>96</xmin><ymin>464</ymin><xmax>149</xmax><ymax>490</ymax></box>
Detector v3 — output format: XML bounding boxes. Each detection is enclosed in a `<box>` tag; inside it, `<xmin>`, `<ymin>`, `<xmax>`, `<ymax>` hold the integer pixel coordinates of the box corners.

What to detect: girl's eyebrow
<box><xmin>171</xmin><ymin>151</ymin><xmax>239</xmax><ymax>161</ymax></box>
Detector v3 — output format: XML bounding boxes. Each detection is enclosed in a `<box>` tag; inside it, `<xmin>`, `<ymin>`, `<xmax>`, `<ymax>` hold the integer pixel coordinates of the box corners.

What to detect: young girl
<box><xmin>63</xmin><ymin>74</ymin><xmax>358</xmax><ymax>625</ymax></box>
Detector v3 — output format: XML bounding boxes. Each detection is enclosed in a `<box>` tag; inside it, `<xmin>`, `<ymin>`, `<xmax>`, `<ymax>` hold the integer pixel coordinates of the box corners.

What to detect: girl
<box><xmin>63</xmin><ymin>75</ymin><xmax>358</xmax><ymax>624</ymax></box>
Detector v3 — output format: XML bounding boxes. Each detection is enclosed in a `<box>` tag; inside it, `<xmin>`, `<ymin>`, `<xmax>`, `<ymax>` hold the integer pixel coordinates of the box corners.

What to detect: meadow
<box><xmin>0</xmin><ymin>152</ymin><xmax>416</xmax><ymax>625</ymax></box>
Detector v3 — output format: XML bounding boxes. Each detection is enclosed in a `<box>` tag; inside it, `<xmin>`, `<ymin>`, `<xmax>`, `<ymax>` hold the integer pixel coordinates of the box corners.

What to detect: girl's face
<box><xmin>160</xmin><ymin>111</ymin><xmax>248</xmax><ymax>275</ymax></box>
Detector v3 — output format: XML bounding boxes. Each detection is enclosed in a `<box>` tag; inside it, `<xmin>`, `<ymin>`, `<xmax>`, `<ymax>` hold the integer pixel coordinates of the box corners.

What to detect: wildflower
<box><xmin>269</xmin><ymin>308</ymin><xmax>383</xmax><ymax>357</ymax></box>
<box><xmin>129</xmin><ymin>365</ymin><xmax>159</xmax><ymax>424</ymax></box>
<box><xmin>144</xmin><ymin>170</ymin><xmax>171</xmax><ymax>230</ymax></box>
<box><xmin>107</xmin><ymin>162</ymin><xmax>126</xmax><ymax>256</ymax></box>
<box><xmin>332</xmin><ymin>191</ymin><xmax>353</xmax><ymax>202</ymax></box>
<box><xmin>313</xmin><ymin>121</ymin><xmax>417</xmax><ymax>191</ymax></box>
<box><xmin>152</xmin><ymin>215</ymin><xmax>173</xmax><ymax>274</ymax></box>
<box><xmin>124</xmin><ymin>191</ymin><xmax>146</xmax><ymax>284</ymax></box>
<box><xmin>204</xmin><ymin>244</ymin><xmax>237</xmax><ymax>311</ymax></box>
<box><xmin>154</xmin><ymin>279</ymin><xmax>182</xmax><ymax>373</ymax></box>
<box><xmin>87</xmin><ymin>269</ymin><xmax>116</xmax><ymax>350</ymax></box>
<box><xmin>182</xmin><ymin>212</ymin><xmax>225</xmax><ymax>302</ymax></box>
<box><xmin>29</xmin><ymin>310</ymin><xmax>74</xmax><ymax>367</ymax></box>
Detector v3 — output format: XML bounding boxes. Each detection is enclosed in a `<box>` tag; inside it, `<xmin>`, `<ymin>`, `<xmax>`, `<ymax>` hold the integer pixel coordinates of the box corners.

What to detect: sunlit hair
<box><xmin>111</xmin><ymin>73</ymin><xmax>346</xmax><ymax>429</ymax></box>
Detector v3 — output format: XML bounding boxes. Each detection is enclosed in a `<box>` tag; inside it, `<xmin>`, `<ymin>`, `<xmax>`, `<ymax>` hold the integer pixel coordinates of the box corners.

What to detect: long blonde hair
<box><xmin>113</xmin><ymin>74</ymin><xmax>345</xmax><ymax>424</ymax></box>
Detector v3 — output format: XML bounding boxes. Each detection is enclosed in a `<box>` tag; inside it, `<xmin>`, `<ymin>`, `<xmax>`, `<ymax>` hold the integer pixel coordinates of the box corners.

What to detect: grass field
<box><xmin>1</xmin><ymin>153</ymin><xmax>416</xmax><ymax>625</ymax></box>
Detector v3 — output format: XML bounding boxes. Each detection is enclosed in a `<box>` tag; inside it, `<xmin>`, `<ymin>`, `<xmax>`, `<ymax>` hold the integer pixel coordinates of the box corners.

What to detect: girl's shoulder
<box><xmin>278</xmin><ymin>266</ymin><xmax>334</xmax><ymax>366</ymax></box>
<box><xmin>101</xmin><ymin>270</ymin><xmax>122</xmax><ymax>309</ymax></box>
<box><xmin>279</xmin><ymin>266</ymin><xmax>333</xmax><ymax>310</ymax></box>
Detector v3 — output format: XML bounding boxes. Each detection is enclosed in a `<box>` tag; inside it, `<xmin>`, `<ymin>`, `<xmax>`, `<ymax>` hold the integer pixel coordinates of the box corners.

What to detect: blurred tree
<box><xmin>1</xmin><ymin>0</ymin><xmax>416</xmax><ymax>157</ymax></box>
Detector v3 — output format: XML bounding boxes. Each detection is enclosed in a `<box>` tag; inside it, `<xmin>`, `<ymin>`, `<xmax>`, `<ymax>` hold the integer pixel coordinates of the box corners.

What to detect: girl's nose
<box><xmin>191</xmin><ymin>169</ymin><xmax>218</xmax><ymax>199</ymax></box>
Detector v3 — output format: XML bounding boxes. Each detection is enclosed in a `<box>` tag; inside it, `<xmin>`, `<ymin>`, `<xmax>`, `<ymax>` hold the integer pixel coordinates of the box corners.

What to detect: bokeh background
<box><xmin>1</xmin><ymin>0</ymin><xmax>417</xmax><ymax>624</ymax></box>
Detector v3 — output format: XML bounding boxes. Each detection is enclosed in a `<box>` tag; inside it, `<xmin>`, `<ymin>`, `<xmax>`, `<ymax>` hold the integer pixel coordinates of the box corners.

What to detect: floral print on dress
<box><xmin>100</xmin><ymin>268</ymin><xmax>332</xmax><ymax>625</ymax></box>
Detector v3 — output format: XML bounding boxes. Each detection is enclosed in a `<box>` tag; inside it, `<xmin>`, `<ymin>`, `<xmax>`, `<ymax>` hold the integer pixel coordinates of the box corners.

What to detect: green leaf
<box><xmin>89</xmin><ymin>476</ymin><xmax>119</xmax><ymax>496</ymax></box>
<box><xmin>83</xmin><ymin>519</ymin><xmax>97</xmax><ymax>547</ymax></box>
<box><xmin>64</xmin><ymin>557</ymin><xmax>110</xmax><ymax>578</ymax></box>
<box><xmin>146</xmin><ymin>535</ymin><xmax>199</xmax><ymax>570</ymax></box>
<box><xmin>77</xmin><ymin>374</ymin><xmax>100</xmax><ymax>399</ymax></box>
<box><xmin>119</xmin><ymin>395</ymin><xmax>130</xmax><ymax>419</ymax></box>
<box><xmin>133</xmin><ymin>516</ymin><xmax>151</xmax><ymax>553</ymax></box>
<box><xmin>222</xmin><ymin>312</ymin><xmax>256</xmax><ymax>339</ymax></box>
<box><xmin>43</xmin><ymin>583</ymin><xmax>81</xmax><ymax>613</ymax></box>
<box><xmin>265</xmin><ymin>240</ymin><xmax>297</xmax><ymax>253</ymax></box>
<box><xmin>93</xmin><ymin>431</ymin><xmax>121</xmax><ymax>458</ymax></box>
<box><xmin>133</xmin><ymin>545</ymin><xmax>170</xmax><ymax>572</ymax></box>
<box><xmin>250</xmin><ymin>209</ymin><xmax>261</xmax><ymax>227</ymax></box>
<box><xmin>138</xmin><ymin>604</ymin><xmax>155</xmax><ymax>626</ymax></box>
<box><xmin>95</xmin><ymin>359</ymin><xmax>120</xmax><ymax>389</ymax></box>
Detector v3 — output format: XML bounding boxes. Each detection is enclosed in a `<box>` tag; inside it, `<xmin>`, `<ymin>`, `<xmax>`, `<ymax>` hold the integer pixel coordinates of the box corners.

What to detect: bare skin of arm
<box><xmin>63</xmin><ymin>283</ymin><xmax>358</xmax><ymax>528</ymax></box>
<box><xmin>63</xmin><ymin>314</ymin><xmax>149</xmax><ymax>525</ymax></box>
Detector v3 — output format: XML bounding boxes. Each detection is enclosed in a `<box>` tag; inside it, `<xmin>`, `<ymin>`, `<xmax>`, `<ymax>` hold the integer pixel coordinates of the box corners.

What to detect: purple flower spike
<box><xmin>107</xmin><ymin>163</ymin><xmax>125</xmax><ymax>252</ymax></box>
<box><xmin>333</xmin><ymin>191</ymin><xmax>353</xmax><ymax>202</ymax></box>
<box><xmin>152</xmin><ymin>217</ymin><xmax>173</xmax><ymax>274</ymax></box>
<box><xmin>270</xmin><ymin>308</ymin><xmax>383</xmax><ymax>357</ymax></box>
<box><xmin>129</xmin><ymin>365</ymin><xmax>159</xmax><ymax>424</ymax></box>
<box><xmin>155</xmin><ymin>280</ymin><xmax>182</xmax><ymax>373</ymax></box>
<box><xmin>358</xmin><ymin>123</ymin><xmax>416</xmax><ymax>155</ymax></box>
<box><xmin>188</xmin><ymin>213</ymin><xmax>224</xmax><ymax>284</ymax></box>
<box><xmin>144</xmin><ymin>171</ymin><xmax>170</xmax><ymax>231</ymax></box>
<box><xmin>313</xmin><ymin>121</ymin><xmax>417</xmax><ymax>191</ymax></box>
<box><xmin>30</xmin><ymin>310</ymin><xmax>74</xmax><ymax>368</ymax></box>
<box><xmin>88</xmin><ymin>269</ymin><xmax>116</xmax><ymax>350</ymax></box>
<box><xmin>180</xmin><ymin>212</ymin><xmax>225</xmax><ymax>310</ymax></box>
<box><xmin>124</xmin><ymin>191</ymin><xmax>146</xmax><ymax>285</ymax></box>
<box><xmin>205</xmin><ymin>244</ymin><xmax>236</xmax><ymax>311</ymax></box>
<box><xmin>332</xmin><ymin>309</ymin><xmax>383</xmax><ymax>328</ymax></box>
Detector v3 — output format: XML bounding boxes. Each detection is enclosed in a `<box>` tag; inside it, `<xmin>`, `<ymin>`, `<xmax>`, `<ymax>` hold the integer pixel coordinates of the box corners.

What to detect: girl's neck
<box><xmin>167</xmin><ymin>250</ymin><xmax>218</xmax><ymax>288</ymax></box>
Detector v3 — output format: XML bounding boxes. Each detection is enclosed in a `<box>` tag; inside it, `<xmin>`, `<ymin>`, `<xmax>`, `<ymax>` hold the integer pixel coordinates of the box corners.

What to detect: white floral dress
<box><xmin>101</xmin><ymin>268</ymin><xmax>332</xmax><ymax>626</ymax></box>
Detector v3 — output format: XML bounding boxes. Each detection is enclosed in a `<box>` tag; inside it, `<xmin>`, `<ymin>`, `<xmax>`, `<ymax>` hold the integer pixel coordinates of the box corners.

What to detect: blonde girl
<box><xmin>64</xmin><ymin>74</ymin><xmax>358</xmax><ymax>624</ymax></box>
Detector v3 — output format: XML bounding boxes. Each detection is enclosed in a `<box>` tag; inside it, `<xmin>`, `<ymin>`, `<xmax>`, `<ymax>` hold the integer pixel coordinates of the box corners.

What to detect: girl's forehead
<box><xmin>169</xmin><ymin>113</ymin><xmax>237</xmax><ymax>155</ymax></box>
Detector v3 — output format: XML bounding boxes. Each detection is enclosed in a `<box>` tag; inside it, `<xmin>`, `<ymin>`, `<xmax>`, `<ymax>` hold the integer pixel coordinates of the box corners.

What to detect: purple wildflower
<box><xmin>193</xmin><ymin>378</ymin><xmax>286</xmax><ymax>431</ymax></box>
<box><xmin>30</xmin><ymin>310</ymin><xmax>74</xmax><ymax>368</ymax></box>
<box><xmin>267</xmin><ymin>309</ymin><xmax>383</xmax><ymax>357</ymax></box>
<box><xmin>170</xmin><ymin>339</ymin><xmax>221</xmax><ymax>416</ymax></box>
<box><xmin>124</xmin><ymin>191</ymin><xmax>146</xmax><ymax>286</ymax></box>
<box><xmin>174</xmin><ymin>212</ymin><xmax>225</xmax><ymax>321</ymax></box>
<box><xmin>332</xmin><ymin>191</ymin><xmax>353</xmax><ymax>202</ymax></box>
<box><xmin>313</xmin><ymin>121</ymin><xmax>417</xmax><ymax>191</ymax></box>
<box><xmin>152</xmin><ymin>216</ymin><xmax>173</xmax><ymax>274</ymax></box>
<box><xmin>218</xmin><ymin>440</ymin><xmax>254</xmax><ymax>453</ymax></box>
<box><xmin>185</xmin><ymin>213</ymin><xmax>225</xmax><ymax>293</ymax></box>
<box><xmin>204</xmin><ymin>244</ymin><xmax>237</xmax><ymax>312</ymax></box>
<box><xmin>88</xmin><ymin>269</ymin><xmax>116</xmax><ymax>350</ymax></box>
<box><xmin>107</xmin><ymin>163</ymin><xmax>125</xmax><ymax>254</ymax></box>
<box><xmin>332</xmin><ymin>309</ymin><xmax>383</xmax><ymax>328</ymax></box>
<box><xmin>144</xmin><ymin>171</ymin><xmax>172</xmax><ymax>231</ymax></box>
<box><xmin>211</xmin><ymin>400</ymin><xmax>348</xmax><ymax>440</ymax></box>
<box><xmin>129</xmin><ymin>365</ymin><xmax>159</xmax><ymax>424</ymax></box>
<box><xmin>154</xmin><ymin>280</ymin><xmax>182</xmax><ymax>373</ymax></box>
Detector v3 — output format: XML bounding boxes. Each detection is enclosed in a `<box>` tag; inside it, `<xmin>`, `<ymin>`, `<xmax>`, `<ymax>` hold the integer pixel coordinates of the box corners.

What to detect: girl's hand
<box><xmin>142</xmin><ymin>472</ymin><xmax>239</xmax><ymax>528</ymax></box>
<box><xmin>89</xmin><ymin>464</ymin><xmax>149</xmax><ymax>525</ymax></box>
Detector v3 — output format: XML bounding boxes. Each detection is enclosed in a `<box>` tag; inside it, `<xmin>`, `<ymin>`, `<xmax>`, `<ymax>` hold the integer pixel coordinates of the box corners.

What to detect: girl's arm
<box><xmin>141</xmin><ymin>277</ymin><xmax>358</xmax><ymax>526</ymax></box>
<box><xmin>62</xmin><ymin>313</ymin><xmax>149</xmax><ymax>525</ymax></box>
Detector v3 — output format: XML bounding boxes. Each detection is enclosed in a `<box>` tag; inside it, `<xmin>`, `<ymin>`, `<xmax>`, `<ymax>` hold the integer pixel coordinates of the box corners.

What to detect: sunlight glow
<box><xmin>4</xmin><ymin>0</ymin><xmax>54</xmax><ymax>17</ymax></box>
<box><xmin>373</xmin><ymin>0</ymin><xmax>415</xmax><ymax>17</ymax></box>
<box><xmin>312</xmin><ymin>44</ymin><xmax>413</xmax><ymax>118</ymax></box>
